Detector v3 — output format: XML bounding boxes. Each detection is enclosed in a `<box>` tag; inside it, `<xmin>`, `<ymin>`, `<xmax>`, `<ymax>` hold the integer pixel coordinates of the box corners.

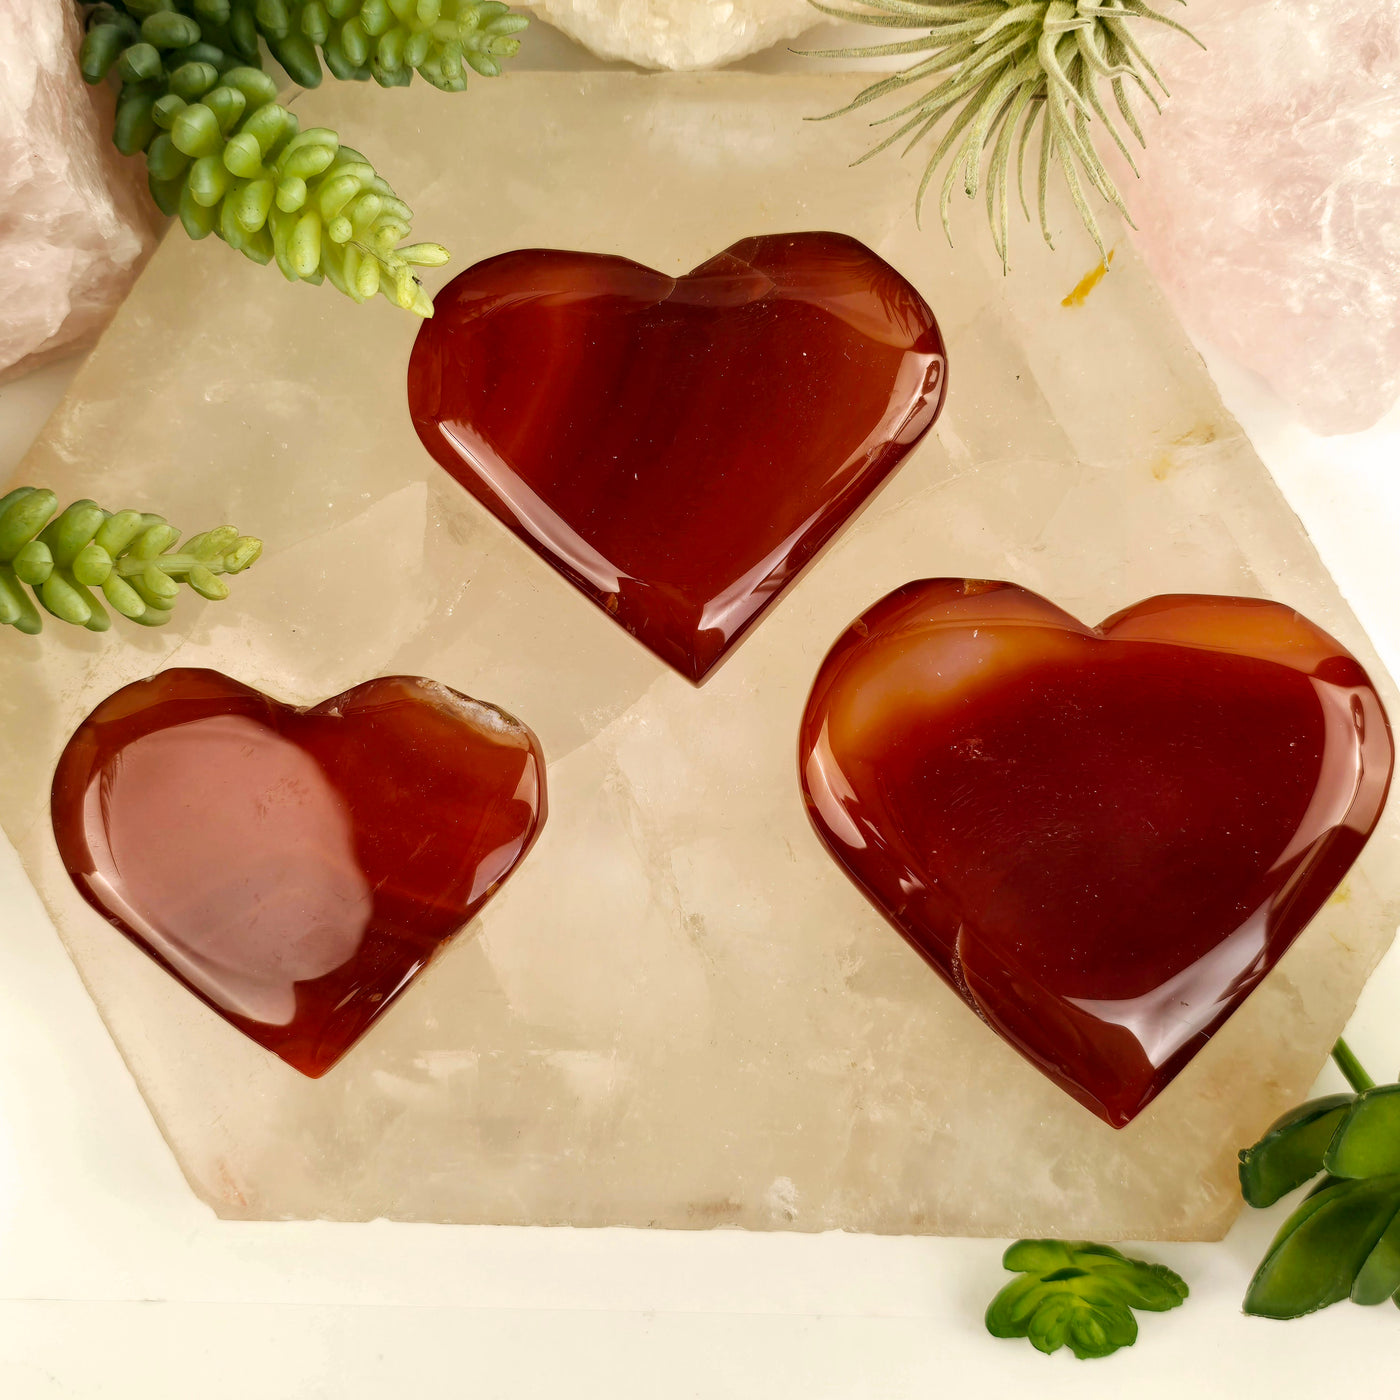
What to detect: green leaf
<box><xmin>1244</xmin><ymin>1174</ymin><xmax>1400</xmax><ymax>1319</ymax></box>
<box><xmin>1351</xmin><ymin>1207</ymin><xmax>1400</xmax><ymax>1307</ymax></box>
<box><xmin>1324</xmin><ymin>1085</ymin><xmax>1400</xmax><ymax>1180</ymax></box>
<box><xmin>1239</xmin><ymin>1093</ymin><xmax>1355</xmax><ymax>1207</ymax></box>
<box><xmin>986</xmin><ymin>1240</ymin><xmax>1187</xmax><ymax>1359</ymax></box>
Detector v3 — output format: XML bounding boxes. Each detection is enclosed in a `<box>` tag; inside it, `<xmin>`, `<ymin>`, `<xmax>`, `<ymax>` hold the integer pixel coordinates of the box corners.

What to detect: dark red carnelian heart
<box><xmin>52</xmin><ymin>669</ymin><xmax>546</xmax><ymax>1077</ymax></box>
<box><xmin>408</xmin><ymin>232</ymin><xmax>947</xmax><ymax>682</ymax></box>
<box><xmin>800</xmin><ymin>581</ymin><xmax>1394</xmax><ymax>1126</ymax></box>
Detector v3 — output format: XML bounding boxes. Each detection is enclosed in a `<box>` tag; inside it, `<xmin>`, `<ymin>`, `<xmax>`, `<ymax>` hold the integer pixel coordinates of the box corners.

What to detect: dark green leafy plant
<box><xmin>803</xmin><ymin>0</ymin><xmax>1201</xmax><ymax>265</ymax></box>
<box><xmin>985</xmin><ymin>1239</ymin><xmax>1188</xmax><ymax>1358</ymax></box>
<box><xmin>0</xmin><ymin>489</ymin><xmax>261</xmax><ymax>635</ymax></box>
<box><xmin>78</xmin><ymin>0</ymin><xmax>526</xmax><ymax>314</ymax></box>
<box><xmin>1241</xmin><ymin>1038</ymin><xmax>1400</xmax><ymax>1319</ymax></box>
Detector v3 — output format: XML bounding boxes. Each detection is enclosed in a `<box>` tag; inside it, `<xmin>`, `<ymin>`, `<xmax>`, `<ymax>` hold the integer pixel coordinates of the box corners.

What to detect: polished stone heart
<box><xmin>800</xmin><ymin>580</ymin><xmax>1394</xmax><ymax>1126</ymax></box>
<box><xmin>407</xmin><ymin>232</ymin><xmax>947</xmax><ymax>682</ymax></box>
<box><xmin>52</xmin><ymin>669</ymin><xmax>546</xmax><ymax>1077</ymax></box>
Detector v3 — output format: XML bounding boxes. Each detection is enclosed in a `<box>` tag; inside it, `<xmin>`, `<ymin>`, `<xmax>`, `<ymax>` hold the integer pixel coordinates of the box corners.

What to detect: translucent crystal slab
<box><xmin>2</xmin><ymin>73</ymin><xmax>1396</xmax><ymax>1237</ymax></box>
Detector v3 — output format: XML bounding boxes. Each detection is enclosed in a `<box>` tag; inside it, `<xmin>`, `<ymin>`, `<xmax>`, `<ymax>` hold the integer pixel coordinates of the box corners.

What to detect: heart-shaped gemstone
<box><xmin>52</xmin><ymin>669</ymin><xmax>546</xmax><ymax>1077</ymax></box>
<box><xmin>800</xmin><ymin>580</ymin><xmax>1393</xmax><ymax>1126</ymax></box>
<box><xmin>408</xmin><ymin>232</ymin><xmax>947</xmax><ymax>682</ymax></box>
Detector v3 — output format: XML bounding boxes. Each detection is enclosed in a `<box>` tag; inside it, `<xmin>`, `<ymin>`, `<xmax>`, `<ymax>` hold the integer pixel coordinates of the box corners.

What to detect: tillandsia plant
<box><xmin>804</xmin><ymin>1</ymin><xmax>1202</xmax><ymax>266</ymax></box>
<box><xmin>1239</xmin><ymin>1038</ymin><xmax>1400</xmax><ymax>1319</ymax></box>
<box><xmin>985</xmin><ymin>1240</ymin><xmax>1188</xmax><ymax>1358</ymax></box>
<box><xmin>0</xmin><ymin>489</ymin><xmax>261</xmax><ymax>636</ymax></box>
<box><xmin>78</xmin><ymin>0</ymin><xmax>528</xmax><ymax>315</ymax></box>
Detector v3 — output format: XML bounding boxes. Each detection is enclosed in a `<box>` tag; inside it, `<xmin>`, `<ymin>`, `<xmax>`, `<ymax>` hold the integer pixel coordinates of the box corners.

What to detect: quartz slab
<box><xmin>523</xmin><ymin>0</ymin><xmax>815</xmax><ymax>69</ymax></box>
<box><xmin>1</xmin><ymin>73</ymin><xmax>1397</xmax><ymax>1237</ymax></box>
<box><xmin>0</xmin><ymin>2</ymin><xmax>157</xmax><ymax>381</ymax></box>
<box><xmin>1113</xmin><ymin>0</ymin><xmax>1400</xmax><ymax>435</ymax></box>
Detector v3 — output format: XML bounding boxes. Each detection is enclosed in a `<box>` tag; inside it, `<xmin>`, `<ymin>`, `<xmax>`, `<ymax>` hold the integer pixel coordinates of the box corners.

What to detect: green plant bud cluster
<box><xmin>251</xmin><ymin>0</ymin><xmax>529</xmax><ymax>91</ymax></box>
<box><xmin>79</xmin><ymin>0</ymin><xmax>470</xmax><ymax>315</ymax></box>
<box><xmin>0</xmin><ymin>488</ymin><xmax>262</xmax><ymax>636</ymax></box>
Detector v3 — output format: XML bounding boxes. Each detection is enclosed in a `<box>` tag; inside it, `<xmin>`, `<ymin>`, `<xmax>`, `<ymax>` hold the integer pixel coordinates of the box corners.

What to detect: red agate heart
<box><xmin>799</xmin><ymin>581</ymin><xmax>1393</xmax><ymax>1126</ymax></box>
<box><xmin>408</xmin><ymin>232</ymin><xmax>947</xmax><ymax>682</ymax></box>
<box><xmin>52</xmin><ymin>669</ymin><xmax>546</xmax><ymax>1077</ymax></box>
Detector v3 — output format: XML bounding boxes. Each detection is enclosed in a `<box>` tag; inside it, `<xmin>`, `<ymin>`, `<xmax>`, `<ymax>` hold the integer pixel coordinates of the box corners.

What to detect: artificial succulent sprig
<box><xmin>78</xmin><ymin>0</ymin><xmax>526</xmax><ymax>314</ymax></box>
<box><xmin>253</xmin><ymin>0</ymin><xmax>530</xmax><ymax>91</ymax></box>
<box><xmin>804</xmin><ymin>0</ymin><xmax>1202</xmax><ymax>265</ymax></box>
<box><xmin>985</xmin><ymin>1239</ymin><xmax>1188</xmax><ymax>1358</ymax></box>
<box><xmin>1240</xmin><ymin>1038</ymin><xmax>1400</xmax><ymax>1318</ymax></box>
<box><xmin>0</xmin><ymin>489</ymin><xmax>261</xmax><ymax>636</ymax></box>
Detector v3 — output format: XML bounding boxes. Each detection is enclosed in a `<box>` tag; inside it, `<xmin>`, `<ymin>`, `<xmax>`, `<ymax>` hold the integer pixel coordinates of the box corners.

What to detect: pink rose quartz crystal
<box><xmin>1113</xmin><ymin>0</ymin><xmax>1400</xmax><ymax>435</ymax></box>
<box><xmin>0</xmin><ymin>2</ymin><xmax>158</xmax><ymax>382</ymax></box>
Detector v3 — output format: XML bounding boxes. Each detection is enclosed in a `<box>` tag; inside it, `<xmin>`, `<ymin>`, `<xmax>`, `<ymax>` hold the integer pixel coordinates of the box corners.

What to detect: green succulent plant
<box><xmin>0</xmin><ymin>489</ymin><xmax>261</xmax><ymax>636</ymax></box>
<box><xmin>1241</xmin><ymin>1039</ymin><xmax>1400</xmax><ymax>1318</ymax></box>
<box><xmin>78</xmin><ymin>0</ymin><xmax>528</xmax><ymax>314</ymax></box>
<box><xmin>253</xmin><ymin>0</ymin><xmax>528</xmax><ymax>90</ymax></box>
<box><xmin>985</xmin><ymin>1239</ymin><xmax>1188</xmax><ymax>1358</ymax></box>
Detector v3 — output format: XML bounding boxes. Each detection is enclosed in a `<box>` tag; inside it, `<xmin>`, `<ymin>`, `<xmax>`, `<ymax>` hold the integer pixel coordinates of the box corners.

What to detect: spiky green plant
<box><xmin>805</xmin><ymin>1</ymin><xmax>1202</xmax><ymax>265</ymax></box>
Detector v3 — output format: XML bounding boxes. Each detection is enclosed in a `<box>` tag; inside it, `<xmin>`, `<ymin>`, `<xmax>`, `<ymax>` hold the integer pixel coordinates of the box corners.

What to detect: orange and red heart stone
<box><xmin>52</xmin><ymin>227</ymin><xmax>1395</xmax><ymax>1132</ymax></box>
<box><xmin>408</xmin><ymin>232</ymin><xmax>947</xmax><ymax>682</ymax></box>
<box><xmin>52</xmin><ymin>669</ymin><xmax>546</xmax><ymax>1077</ymax></box>
<box><xmin>800</xmin><ymin>581</ymin><xmax>1393</xmax><ymax>1126</ymax></box>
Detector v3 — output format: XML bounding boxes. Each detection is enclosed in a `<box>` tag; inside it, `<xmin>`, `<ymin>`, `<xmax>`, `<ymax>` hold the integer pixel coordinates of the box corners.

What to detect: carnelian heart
<box><xmin>408</xmin><ymin>232</ymin><xmax>947</xmax><ymax>682</ymax></box>
<box><xmin>52</xmin><ymin>669</ymin><xmax>546</xmax><ymax>1077</ymax></box>
<box><xmin>799</xmin><ymin>581</ymin><xmax>1393</xmax><ymax>1126</ymax></box>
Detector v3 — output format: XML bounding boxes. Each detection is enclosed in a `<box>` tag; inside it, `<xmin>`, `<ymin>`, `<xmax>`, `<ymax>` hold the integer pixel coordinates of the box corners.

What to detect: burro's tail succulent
<box><xmin>0</xmin><ymin>488</ymin><xmax>262</xmax><ymax>636</ymax></box>
<box><xmin>78</xmin><ymin>0</ymin><xmax>529</xmax><ymax>314</ymax></box>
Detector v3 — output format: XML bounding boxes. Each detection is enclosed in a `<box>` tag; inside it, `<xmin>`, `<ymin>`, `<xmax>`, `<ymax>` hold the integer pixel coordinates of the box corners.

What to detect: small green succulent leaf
<box><xmin>987</xmin><ymin>1241</ymin><xmax>1187</xmax><ymax>1359</ymax></box>
<box><xmin>1351</xmin><ymin>1206</ymin><xmax>1400</xmax><ymax>1307</ymax></box>
<box><xmin>1239</xmin><ymin>1093</ymin><xmax>1356</xmax><ymax>1207</ymax></box>
<box><xmin>1061</xmin><ymin>1298</ymin><xmax>1137</xmax><ymax>1361</ymax></box>
<box><xmin>1001</xmin><ymin>1239</ymin><xmax>1079</xmax><ymax>1274</ymax></box>
<box><xmin>1323</xmin><ymin>1085</ymin><xmax>1400</xmax><ymax>1181</ymax></box>
<box><xmin>1244</xmin><ymin>1174</ymin><xmax>1400</xmax><ymax>1320</ymax></box>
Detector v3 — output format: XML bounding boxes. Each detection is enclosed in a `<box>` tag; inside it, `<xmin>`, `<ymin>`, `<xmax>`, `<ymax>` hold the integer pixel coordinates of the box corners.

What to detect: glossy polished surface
<box><xmin>52</xmin><ymin>669</ymin><xmax>546</xmax><ymax>1077</ymax></box>
<box><xmin>408</xmin><ymin>232</ymin><xmax>947</xmax><ymax>682</ymax></box>
<box><xmin>800</xmin><ymin>581</ymin><xmax>1394</xmax><ymax>1126</ymax></box>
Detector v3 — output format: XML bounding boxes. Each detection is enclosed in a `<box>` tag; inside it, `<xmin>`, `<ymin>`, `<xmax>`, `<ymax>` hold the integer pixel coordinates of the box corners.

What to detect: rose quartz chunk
<box><xmin>1116</xmin><ymin>1</ymin><xmax>1400</xmax><ymax>434</ymax></box>
<box><xmin>0</xmin><ymin>3</ymin><xmax>158</xmax><ymax>381</ymax></box>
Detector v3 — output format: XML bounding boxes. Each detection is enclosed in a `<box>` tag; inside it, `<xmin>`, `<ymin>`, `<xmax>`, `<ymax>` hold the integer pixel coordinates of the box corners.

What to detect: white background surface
<box><xmin>3</xmin><ymin>19</ymin><xmax>1400</xmax><ymax>1396</ymax></box>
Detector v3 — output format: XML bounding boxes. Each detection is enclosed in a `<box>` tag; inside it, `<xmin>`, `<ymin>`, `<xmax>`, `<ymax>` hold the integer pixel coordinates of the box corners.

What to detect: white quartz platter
<box><xmin>3</xmin><ymin>73</ymin><xmax>1397</xmax><ymax>1237</ymax></box>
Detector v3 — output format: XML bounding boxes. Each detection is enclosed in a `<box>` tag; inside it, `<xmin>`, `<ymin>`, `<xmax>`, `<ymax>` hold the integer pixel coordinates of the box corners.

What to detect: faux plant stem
<box><xmin>250</xmin><ymin>0</ymin><xmax>529</xmax><ymax>90</ymax></box>
<box><xmin>0</xmin><ymin>488</ymin><xmax>261</xmax><ymax>635</ymax></box>
<box><xmin>78</xmin><ymin>0</ymin><xmax>527</xmax><ymax>315</ymax></box>
<box><xmin>1332</xmin><ymin>1037</ymin><xmax>1376</xmax><ymax>1094</ymax></box>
